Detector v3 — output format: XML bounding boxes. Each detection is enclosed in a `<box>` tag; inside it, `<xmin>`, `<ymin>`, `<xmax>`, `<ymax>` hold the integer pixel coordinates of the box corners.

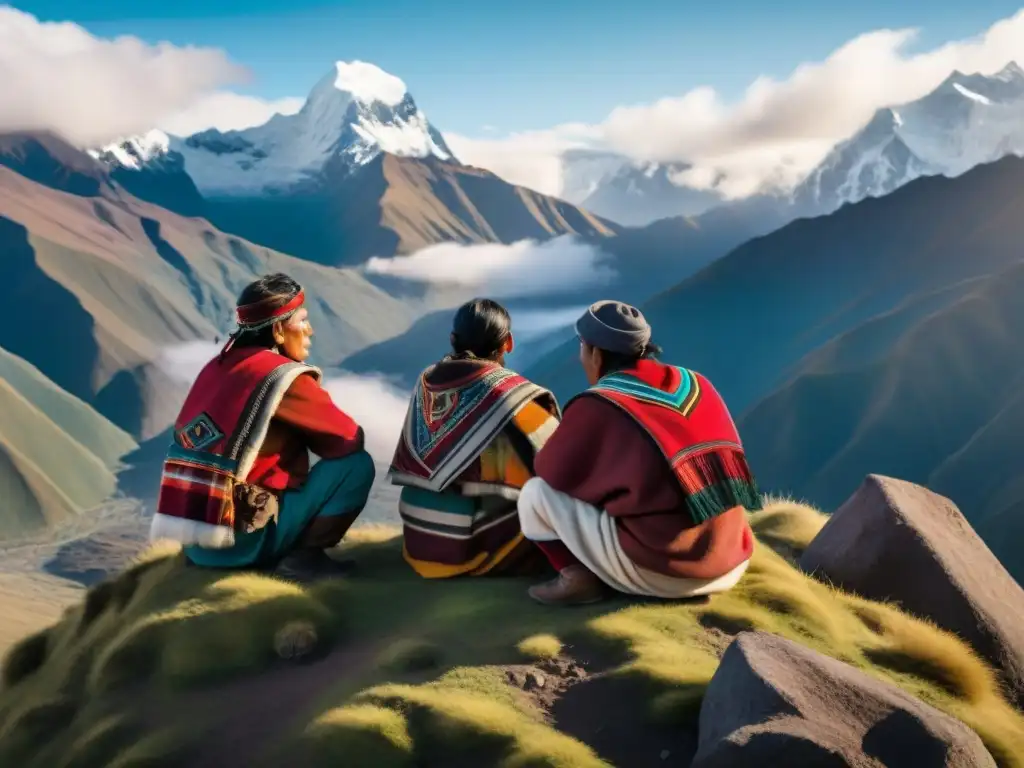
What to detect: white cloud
<box><xmin>447</xmin><ymin>10</ymin><xmax>1024</xmax><ymax>199</ymax></box>
<box><xmin>511</xmin><ymin>306</ymin><xmax>589</xmax><ymax>342</ymax></box>
<box><xmin>321</xmin><ymin>373</ymin><xmax>409</xmax><ymax>465</ymax></box>
<box><xmin>154</xmin><ymin>340</ymin><xmax>220</xmax><ymax>384</ymax></box>
<box><xmin>363</xmin><ymin>236</ymin><xmax>616</xmax><ymax>298</ymax></box>
<box><xmin>445</xmin><ymin>125</ymin><xmax>600</xmax><ymax>196</ymax></box>
<box><xmin>503</xmin><ymin>305</ymin><xmax>587</xmax><ymax>371</ymax></box>
<box><xmin>161</xmin><ymin>92</ymin><xmax>305</xmax><ymax>136</ymax></box>
<box><xmin>0</xmin><ymin>7</ymin><xmax>253</xmax><ymax>146</ymax></box>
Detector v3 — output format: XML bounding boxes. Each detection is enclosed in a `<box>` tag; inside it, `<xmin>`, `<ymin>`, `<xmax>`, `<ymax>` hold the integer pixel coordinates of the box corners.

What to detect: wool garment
<box><xmin>388</xmin><ymin>356</ymin><xmax>561</xmax><ymax>578</ymax></box>
<box><xmin>519</xmin><ymin>477</ymin><xmax>751</xmax><ymax>598</ymax></box>
<box><xmin>250</xmin><ymin>368</ymin><xmax>364</xmax><ymax>491</ymax></box>
<box><xmin>533</xmin><ymin>359</ymin><xmax>756</xmax><ymax>580</ymax></box>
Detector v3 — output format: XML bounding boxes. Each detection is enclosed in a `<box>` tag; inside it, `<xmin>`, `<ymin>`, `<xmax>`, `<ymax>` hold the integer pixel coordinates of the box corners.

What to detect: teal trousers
<box><xmin>184</xmin><ymin>450</ymin><xmax>375</xmax><ymax>569</ymax></box>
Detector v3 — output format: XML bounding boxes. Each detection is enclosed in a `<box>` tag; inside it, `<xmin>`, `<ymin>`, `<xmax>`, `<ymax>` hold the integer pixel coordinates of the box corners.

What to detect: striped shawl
<box><xmin>388</xmin><ymin>357</ymin><xmax>560</xmax><ymax>577</ymax></box>
<box><xmin>150</xmin><ymin>349</ymin><xmax>320</xmax><ymax>549</ymax></box>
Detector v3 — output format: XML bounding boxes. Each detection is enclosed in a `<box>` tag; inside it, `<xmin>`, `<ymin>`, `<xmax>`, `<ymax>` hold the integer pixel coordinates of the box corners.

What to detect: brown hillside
<box><xmin>205</xmin><ymin>153</ymin><xmax>620</xmax><ymax>267</ymax></box>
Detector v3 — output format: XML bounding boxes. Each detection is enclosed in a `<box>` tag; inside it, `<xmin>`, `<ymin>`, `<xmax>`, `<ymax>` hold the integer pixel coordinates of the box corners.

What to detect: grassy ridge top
<box><xmin>2</xmin><ymin>500</ymin><xmax>1021</xmax><ymax>768</ymax></box>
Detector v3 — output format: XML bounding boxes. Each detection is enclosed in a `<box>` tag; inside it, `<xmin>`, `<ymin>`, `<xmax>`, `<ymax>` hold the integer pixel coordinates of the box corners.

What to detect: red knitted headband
<box><xmin>235</xmin><ymin>290</ymin><xmax>305</xmax><ymax>330</ymax></box>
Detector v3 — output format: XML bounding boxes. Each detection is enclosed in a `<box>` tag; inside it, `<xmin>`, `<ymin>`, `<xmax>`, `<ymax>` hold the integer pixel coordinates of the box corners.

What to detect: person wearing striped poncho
<box><xmin>387</xmin><ymin>299</ymin><xmax>561</xmax><ymax>578</ymax></box>
<box><xmin>517</xmin><ymin>300</ymin><xmax>759</xmax><ymax>606</ymax></box>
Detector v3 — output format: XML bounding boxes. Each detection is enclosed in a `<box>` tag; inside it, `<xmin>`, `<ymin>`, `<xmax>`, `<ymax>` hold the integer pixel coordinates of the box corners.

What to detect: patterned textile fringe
<box><xmin>676</xmin><ymin>448</ymin><xmax>763</xmax><ymax>525</ymax></box>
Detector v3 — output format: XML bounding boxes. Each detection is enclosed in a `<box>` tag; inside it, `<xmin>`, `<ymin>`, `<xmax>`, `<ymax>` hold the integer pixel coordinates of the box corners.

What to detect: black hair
<box><xmin>449</xmin><ymin>298</ymin><xmax>512</xmax><ymax>361</ymax></box>
<box><xmin>590</xmin><ymin>340</ymin><xmax>663</xmax><ymax>378</ymax></box>
<box><xmin>221</xmin><ymin>273</ymin><xmax>301</xmax><ymax>358</ymax></box>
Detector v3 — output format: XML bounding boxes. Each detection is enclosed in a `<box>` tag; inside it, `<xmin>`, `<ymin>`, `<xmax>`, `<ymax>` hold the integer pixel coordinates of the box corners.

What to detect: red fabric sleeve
<box><xmin>534</xmin><ymin>395</ymin><xmax>685</xmax><ymax>516</ymax></box>
<box><xmin>273</xmin><ymin>373</ymin><xmax>364</xmax><ymax>459</ymax></box>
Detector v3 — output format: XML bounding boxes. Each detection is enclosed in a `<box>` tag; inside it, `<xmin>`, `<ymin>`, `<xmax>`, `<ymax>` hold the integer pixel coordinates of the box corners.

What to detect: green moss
<box><xmin>296</xmin><ymin>704</ymin><xmax>416</xmax><ymax>768</ymax></box>
<box><xmin>516</xmin><ymin>634</ymin><xmax>562</xmax><ymax>661</ymax></box>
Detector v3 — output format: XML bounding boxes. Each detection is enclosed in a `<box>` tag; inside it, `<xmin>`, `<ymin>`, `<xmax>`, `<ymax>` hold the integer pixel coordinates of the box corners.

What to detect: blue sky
<box><xmin>12</xmin><ymin>0</ymin><xmax>1022</xmax><ymax>135</ymax></box>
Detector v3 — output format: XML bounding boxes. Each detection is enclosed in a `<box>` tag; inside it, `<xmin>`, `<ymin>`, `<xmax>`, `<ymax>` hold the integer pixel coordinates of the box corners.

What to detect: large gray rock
<box><xmin>693</xmin><ymin>632</ymin><xmax>995</xmax><ymax>767</ymax></box>
<box><xmin>800</xmin><ymin>474</ymin><xmax>1024</xmax><ymax>707</ymax></box>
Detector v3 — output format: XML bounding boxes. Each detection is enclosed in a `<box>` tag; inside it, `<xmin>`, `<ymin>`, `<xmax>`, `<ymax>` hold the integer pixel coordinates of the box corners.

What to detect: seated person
<box><xmin>517</xmin><ymin>300</ymin><xmax>758</xmax><ymax>605</ymax></box>
<box><xmin>387</xmin><ymin>299</ymin><xmax>561</xmax><ymax>578</ymax></box>
<box><xmin>150</xmin><ymin>273</ymin><xmax>375</xmax><ymax>583</ymax></box>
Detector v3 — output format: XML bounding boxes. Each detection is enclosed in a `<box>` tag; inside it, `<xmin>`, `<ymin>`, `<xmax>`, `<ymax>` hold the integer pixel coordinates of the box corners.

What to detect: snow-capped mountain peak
<box><xmin>993</xmin><ymin>60</ymin><xmax>1024</xmax><ymax>82</ymax></box>
<box><xmin>93</xmin><ymin>61</ymin><xmax>454</xmax><ymax>196</ymax></box>
<box><xmin>330</xmin><ymin>60</ymin><xmax>407</xmax><ymax>106</ymax></box>
<box><xmin>290</xmin><ymin>61</ymin><xmax>452</xmax><ymax>169</ymax></box>
<box><xmin>88</xmin><ymin>129</ymin><xmax>171</xmax><ymax>169</ymax></box>
<box><xmin>794</xmin><ymin>61</ymin><xmax>1024</xmax><ymax>214</ymax></box>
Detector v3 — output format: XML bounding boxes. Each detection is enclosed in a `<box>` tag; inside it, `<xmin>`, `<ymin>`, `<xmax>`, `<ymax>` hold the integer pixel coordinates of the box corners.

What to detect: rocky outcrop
<box><xmin>693</xmin><ymin>631</ymin><xmax>996</xmax><ymax>767</ymax></box>
<box><xmin>800</xmin><ymin>475</ymin><xmax>1024</xmax><ymax>707</ymax></box>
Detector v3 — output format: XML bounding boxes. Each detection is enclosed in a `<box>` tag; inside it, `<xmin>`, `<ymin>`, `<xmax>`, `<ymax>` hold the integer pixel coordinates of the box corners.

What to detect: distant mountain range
<box><xmin>557</xmin><ymin>62</ymin><xmax>1024</xmax><ymax>227</ymax></box>
<box><xmin>91</xmin><ymin>62</ymin><xmax>618</xmax><ymax>266</ymax></box>
<box><xmin>794</xmin><ymin>62</ymin><xmax>1024</xmax><ymax>214</ymax></box>
<box><xmin>558</xmin><ymin>149</ymin><xmax>725</xmax><ymax>226</ymax></box>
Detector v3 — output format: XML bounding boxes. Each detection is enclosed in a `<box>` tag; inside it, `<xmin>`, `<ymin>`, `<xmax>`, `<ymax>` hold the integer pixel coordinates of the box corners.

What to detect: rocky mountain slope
<box><xmin>739</xmin><ymin>257</ymin><xmax>1024</xmax><ymax>581</ymax></box>
<box><xmin>93</xmin><ymin>62</ymin><xmax>619</xmax><ymax>266</ymax></box>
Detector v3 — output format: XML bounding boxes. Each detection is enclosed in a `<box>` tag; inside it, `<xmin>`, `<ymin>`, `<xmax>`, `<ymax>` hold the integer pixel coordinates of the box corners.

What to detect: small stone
<box><xmin>273</xmin><ymin>620</ymin><xmax>318</xmax><ymax>661</ymax></box>
<box><xmin>524</xmin><ymin>671</ymin><xmax>546</xmax><ymax>690</ymax></box>
<box><xmin>660</xmin><ymin>750</ymin><xmax>671</xmax><ymax>760</ymax></box>
<box><xmin>506</xmin><ymin>670</ymin><xmax>523</xmax><ymax>686</ymax></box>
<box><xmin>569</xmin><ymin>666</ymin><xmax>586</xmax><ymax>679</ymax></box>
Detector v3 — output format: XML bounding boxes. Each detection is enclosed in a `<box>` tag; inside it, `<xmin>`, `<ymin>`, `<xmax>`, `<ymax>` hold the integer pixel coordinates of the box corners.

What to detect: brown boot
<box><xmin>528</xmin><ymin>564</ymin><xmax>606</xmax><ymax>606</ymax></box>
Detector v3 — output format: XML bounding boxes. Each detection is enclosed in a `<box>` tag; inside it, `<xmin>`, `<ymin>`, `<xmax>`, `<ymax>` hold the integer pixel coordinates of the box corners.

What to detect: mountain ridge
<box><xmin>88</xmin><ymin>61</ymin><xmax>620</xmax><ymax>266</ymax></box>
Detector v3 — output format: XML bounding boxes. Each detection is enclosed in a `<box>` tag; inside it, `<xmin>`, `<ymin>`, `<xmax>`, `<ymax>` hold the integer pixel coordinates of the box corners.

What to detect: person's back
<box><xmin>517</xmin><ymin>300</ymin><xmax>758</xmax><ymax>605</ymax></box>
<box><xmin>387</xmin><ymin>299</ymin><xmax>561</xmax><ymax>577</ymax></box>
<box><xmin>151</xmin><ymin>273</ymin><xmax>376</xmax><ymax>582</ymax></box>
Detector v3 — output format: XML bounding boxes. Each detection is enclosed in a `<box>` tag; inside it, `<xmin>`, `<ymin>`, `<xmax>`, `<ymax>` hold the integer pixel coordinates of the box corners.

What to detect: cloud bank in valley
<box><xmin>446</xmin><ymin>10</ymin><xmax>1024</xmax><ymax>198</ymax></box>
<box><xmin>320</xmin><ymin>373</ymin><xmax>409</xmax><ymax>465</ymax></box>
<box><xmin>0</xmin><ymin>7</ymin><xmax>303</xmax><ymax>145</ymax></box>
<box><xmin>364</xmin><ymin>236</ymin><xmax>616</xmax><ymax>298</ymax></box>
<box><xmin>154</xmin><ymin>340</ymin><xmax>223</xmax><ymax>384</ymax></box>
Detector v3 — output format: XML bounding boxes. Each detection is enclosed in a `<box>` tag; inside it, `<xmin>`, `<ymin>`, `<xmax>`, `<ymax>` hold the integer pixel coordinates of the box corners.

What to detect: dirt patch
<box><xmin>501</xmin><ymin>649</ymin><xmax>699</xmax><ymax>767</ymax></box>
<box><xmin>503</xmin><ymin>656</ymin><xmax>588</xmax><ymax>713</ymax></box>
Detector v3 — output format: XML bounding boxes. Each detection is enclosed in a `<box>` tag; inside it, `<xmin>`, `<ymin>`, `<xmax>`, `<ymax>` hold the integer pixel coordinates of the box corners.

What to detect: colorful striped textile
<box><xmin>580</xmin><ymin>364</ymin><xmax>762</xmax><ymax>525</ymax></box>
<box><xmin>388</xmin><ymin>357</ymin><xmax>560</xmax><ymax>577</ymax></box>
<box><xmin>389</xmin><ymin>358</ymin><xmax>560</xmax><ymax>493</ymax></box>
<box><xmin>150</xmin><ymin>349</ymin><xmax>320</xmax><ymax>549</ymax></box>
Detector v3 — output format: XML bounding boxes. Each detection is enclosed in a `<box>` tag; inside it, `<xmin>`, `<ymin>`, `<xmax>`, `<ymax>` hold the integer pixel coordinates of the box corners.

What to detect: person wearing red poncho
<box><xmin>150</xmin><ymin>273</ymin><xmax>374</xmax><ymax>582</ymax></box>
<box><xmin>517</xmin><ymin>300</ymin><xmax>759</xmax><ymax>605</ymax></box>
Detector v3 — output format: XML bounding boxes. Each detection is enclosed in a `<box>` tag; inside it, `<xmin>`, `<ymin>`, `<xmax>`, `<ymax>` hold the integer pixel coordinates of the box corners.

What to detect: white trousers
<box><xmin>518</xmin><ymin>477</ymin><xmax>749</xmax><ymax>599</ymax></box>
